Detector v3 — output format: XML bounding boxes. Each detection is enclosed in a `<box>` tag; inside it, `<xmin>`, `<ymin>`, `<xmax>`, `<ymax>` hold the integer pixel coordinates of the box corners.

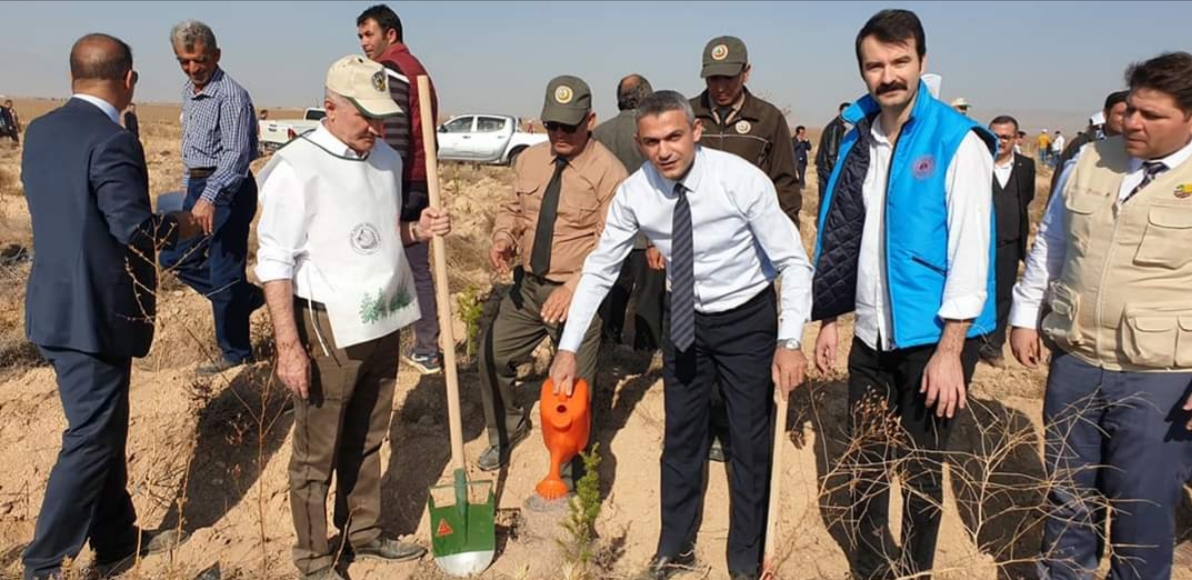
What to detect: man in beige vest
<box><xmin>1010</xmin><ymin>51</ymin><xmax>1192</xmax><ymax>580</ymax></box>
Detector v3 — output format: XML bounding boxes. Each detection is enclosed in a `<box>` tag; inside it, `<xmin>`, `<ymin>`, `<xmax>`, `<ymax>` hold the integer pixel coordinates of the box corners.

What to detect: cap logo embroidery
<box><xmin>555</xmin><ymin>85</ymin><xmax>574</xmax><ymax>104</ymax></box>
<box><xmin>735</xmin><ymin>120</ymin><xmax>752</xmax><ymax>134</ymax></box>
<box><xmin>371</xmin><ymin>71</ymin><xmax>386</xmax><ymax>93</ymax></box>
<box><xmin>711</xmin><ymin>44</ymin><xmax>729</xmax><ymax>61</ymax></box>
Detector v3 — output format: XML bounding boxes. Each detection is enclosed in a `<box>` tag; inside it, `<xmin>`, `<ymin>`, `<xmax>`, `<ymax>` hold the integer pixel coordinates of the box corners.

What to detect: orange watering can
<box><xmin>536</xmin><ymin>378</ymin><xmax>591</xmax><ymax>500</ymax></box>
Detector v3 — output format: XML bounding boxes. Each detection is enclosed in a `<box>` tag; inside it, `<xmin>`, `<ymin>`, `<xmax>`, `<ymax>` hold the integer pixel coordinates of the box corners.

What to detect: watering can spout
<box><xmin>536</xmin><ymin>378</ymin><xmax>591</xmax><ymax>500</ymax></box>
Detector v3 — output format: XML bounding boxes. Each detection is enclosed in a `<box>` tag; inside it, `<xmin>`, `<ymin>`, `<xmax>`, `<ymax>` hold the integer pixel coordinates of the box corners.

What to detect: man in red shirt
<box><xmin>357</xmin><ymin>4</ymin><xmax>443</xmax><ymax>374</ymax></box>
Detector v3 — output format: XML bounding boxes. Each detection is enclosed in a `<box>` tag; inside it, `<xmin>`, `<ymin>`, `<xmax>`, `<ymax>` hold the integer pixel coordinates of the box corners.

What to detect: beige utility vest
<box><xmin>1042</xmin><ymin>137</ymin><xmax>1192</xmax><ymax>372</ymax></box>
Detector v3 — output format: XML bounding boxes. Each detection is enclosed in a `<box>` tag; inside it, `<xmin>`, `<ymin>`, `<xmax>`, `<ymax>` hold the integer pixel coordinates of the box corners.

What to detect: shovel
<box><xmin>761</xmin><ymin>386</ymin><xmax>790</xmax><ymax>579</ymax></box>
<box><xmin>417</xmin><ymin>75</ymin><xmax>496</xmax><ymax>576</ymax></box>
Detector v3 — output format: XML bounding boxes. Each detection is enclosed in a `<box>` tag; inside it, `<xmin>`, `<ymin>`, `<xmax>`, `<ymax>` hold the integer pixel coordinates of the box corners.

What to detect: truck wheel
<box><xmin>507</xmin><ymin>147</ymin><xmax>526</xmax><ymax>167</ymax></box>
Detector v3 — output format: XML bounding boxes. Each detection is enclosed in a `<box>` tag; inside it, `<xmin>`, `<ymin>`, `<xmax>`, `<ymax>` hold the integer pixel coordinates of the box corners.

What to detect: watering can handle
<box><xmin>418</xmin><ymin>75</ymin><xmax>466</xmax><ymax>471</ymax></box>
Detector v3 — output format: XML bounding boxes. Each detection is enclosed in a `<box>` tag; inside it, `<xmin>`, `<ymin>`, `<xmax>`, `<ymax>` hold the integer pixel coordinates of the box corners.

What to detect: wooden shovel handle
<box><xmin>762</xmin><ymin>390</ymin><xmax>790</xmax><ymax>577</ymax></box>
<box><xmin>417</xmin><ymin>75</ymin><xmax>466</xmax><ymax>472</ymax></box>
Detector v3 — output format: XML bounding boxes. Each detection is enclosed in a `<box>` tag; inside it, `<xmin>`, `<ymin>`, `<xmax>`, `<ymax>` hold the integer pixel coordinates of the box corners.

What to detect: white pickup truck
<box><xmin>437</xmin><ymin>114</ymin><xmax>547</xmax><ymax>165</ymax></box>
<box><xmin>259</xmin><ymin>107</ymin><xmax>325</xmax><ymax>152</ymax></box>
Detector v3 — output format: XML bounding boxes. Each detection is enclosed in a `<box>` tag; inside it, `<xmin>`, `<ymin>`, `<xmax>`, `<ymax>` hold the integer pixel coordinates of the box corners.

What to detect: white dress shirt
<box><xmin>254</xmin><ymin>124</ymin><xmax>365</xmax><ymax>301</ymax></box>
<box><xmin>994</xmin><ymin>154</ymin><xmax>1015</xmax><ymax>189</ymax></box>
<box><xmin>559</xmin><ymin>146</ymin><xmax>814</xmax><ymax>353</ymax></box>
<box><xmin>854</xmin><ymin>122</ymin><xmax>994</xmax><ymax>351</ymax></box>
<box><xmin>1010</xmin><ymin>139</ymin><xmax>1192</xmax><ymax>328</ymax></box>
<box><xmin>72</xmin><ymin>94</ymin><xmax>120</xmax><ymax>124</ymax></box>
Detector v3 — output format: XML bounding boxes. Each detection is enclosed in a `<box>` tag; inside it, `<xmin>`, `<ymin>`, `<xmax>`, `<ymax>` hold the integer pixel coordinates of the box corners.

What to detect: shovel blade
<box><xmin>428</xmin><ymin>469</ymin><xmax>496</xmax><ymax>577</ymax></box>
<box><xmin>435</xmin><ymin>549</ymin><xmax>496</xmax><ymax>577</ymax></box>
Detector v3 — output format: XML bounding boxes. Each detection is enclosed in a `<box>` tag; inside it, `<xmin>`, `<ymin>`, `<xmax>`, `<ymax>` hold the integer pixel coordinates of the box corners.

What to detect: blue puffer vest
<box><xmin>812</xmin><ymin>82</ymin><xmax>997</xmax><ymax>349</ymax></box>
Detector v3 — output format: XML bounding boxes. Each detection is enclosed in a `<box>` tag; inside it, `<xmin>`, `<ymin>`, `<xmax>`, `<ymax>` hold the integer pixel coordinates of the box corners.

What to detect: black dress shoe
<box><xmin>477</xmin><ymin>419</ymin><xmax>530</xmax><ymax>472</ymax></box>
<box><xmin>634</xmin><ymin>551</ymin><xmax>697</xmax><ymax>580</ymax></box>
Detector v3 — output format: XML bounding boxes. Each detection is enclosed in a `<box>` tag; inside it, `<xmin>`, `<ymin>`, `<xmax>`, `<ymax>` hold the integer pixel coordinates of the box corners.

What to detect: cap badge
<box><xmin>711</xmin><ymin>44</ymin><xmax>729</xmax><ymax>61</ymax></box>
<box><xmin>371</xmin><ymin>71</ymin><xmax>386</xmax><ymax>93</ymax></box>
<box><xmin>555</xmin><ymin>85</ymin><xmax>574</xmax><ymax>104</ymax></box>
<box><xmin>735</xmin><ymin>120</ymin><xmax>752</xmax><ymax>134</ymax></box>
<box><xmin>1175</xmin><ymin>184</ymin><xmax>1192</xmax><ymax>199</ymax></box>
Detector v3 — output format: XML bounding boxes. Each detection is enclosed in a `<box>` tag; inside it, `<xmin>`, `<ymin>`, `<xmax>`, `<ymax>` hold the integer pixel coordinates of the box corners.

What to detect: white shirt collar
<box><xmin>1130</xmin><ymin>138</ymin><xmax>1192</xmax><ymax>172</ymax></box>
<box><xmin>309</xmin><ymin>123</ymin><xmax>367</xmax><ymax>159</ymax></box>
<box><xmin>995</xmin><ymin>152</ymin><xmax>1016</xmax><ymax>169</ymax></box>
<box><xmin>71</xmin><ymin>94</ymin><xmax>120</xmax><ymax>124</ymax></box>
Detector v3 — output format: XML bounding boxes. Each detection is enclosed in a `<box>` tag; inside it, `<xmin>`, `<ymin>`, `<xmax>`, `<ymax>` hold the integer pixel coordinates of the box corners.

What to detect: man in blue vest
<box><xmin>811</xmin><ymin>9</ymin><xmax>995</xmax><ymax>579</ymax></box>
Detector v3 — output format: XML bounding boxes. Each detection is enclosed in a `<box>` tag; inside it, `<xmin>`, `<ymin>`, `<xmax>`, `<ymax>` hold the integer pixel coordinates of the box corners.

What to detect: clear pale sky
<box><xmin>2</xmin><ymin>0</ymin><xmax>1189</xmax><ymax>134</ymax></box>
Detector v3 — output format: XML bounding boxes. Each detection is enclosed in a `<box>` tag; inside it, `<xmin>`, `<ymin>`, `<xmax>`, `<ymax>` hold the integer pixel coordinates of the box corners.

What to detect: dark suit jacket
<box><xmin>993</xmin><ymin>153</ymin><xmax>1036</xmax><ymax>259</ymax></box>
<box><xmin>23</xmin><ymin>98</ymin><xmax>176</xmax><ymax>358</ymax></box>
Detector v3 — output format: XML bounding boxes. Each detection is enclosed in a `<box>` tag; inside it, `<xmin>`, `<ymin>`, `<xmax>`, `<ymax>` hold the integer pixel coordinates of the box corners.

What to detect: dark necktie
<box><xmin>530</xmin><ymin>157</ymin><xmax>567</xmax><ymax>276</ymax></box>
<box><xmin>670</xmin><ymin>183</ymin><xmax>695</xmax><ymax>352</ymax></box>
<box><xmin>717</xmin><ymin>106</ymin><xmax>733</xmax><ymax>127</ymax></box>
<box><xmin>1124</xmin><ymin>160</ymin><xmax>1167</xmax><ymax>202</ymax></box>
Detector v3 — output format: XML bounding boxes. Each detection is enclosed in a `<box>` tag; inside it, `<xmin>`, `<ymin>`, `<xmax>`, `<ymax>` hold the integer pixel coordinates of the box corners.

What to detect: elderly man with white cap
<box><xmin>255</xmin><ymin>54</ymin><xmax>452</xmax><ymax>580</ymax></box>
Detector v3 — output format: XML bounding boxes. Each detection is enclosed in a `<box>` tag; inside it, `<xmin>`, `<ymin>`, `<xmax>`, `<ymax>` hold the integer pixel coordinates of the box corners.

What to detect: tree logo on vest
<box><xmin>350</xmin><ymin>223</ymin><xmax>382</xmax><ymax>255</ymax></box>
<box><xmin>912</xmin><ymin>154</ymin><xmax>937</xmax><ymax>180</ymax></box>
<box><xmin>735</xmin><ymin>120</ymin><xmax>752</xmax><ymax>134</ymax></box>
<box><xmin>1176</xmin><ymin>184</ymin><xmax>1192</xmax><ymax>199</ymax></box>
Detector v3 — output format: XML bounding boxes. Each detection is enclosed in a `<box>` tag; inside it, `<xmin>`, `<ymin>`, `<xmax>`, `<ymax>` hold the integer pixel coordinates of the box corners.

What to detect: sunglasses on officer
<box><xmin>544</xmin><ymin>120</ymin><xmax>583</xmax><ymax>134</ymax></box>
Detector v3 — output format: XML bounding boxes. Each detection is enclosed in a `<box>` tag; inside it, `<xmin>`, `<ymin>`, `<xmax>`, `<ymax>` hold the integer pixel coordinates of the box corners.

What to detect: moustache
<box><xmin>877</xmin><ymin>82</ymin><xmax>907</xmax><ymax>95</ymax></box>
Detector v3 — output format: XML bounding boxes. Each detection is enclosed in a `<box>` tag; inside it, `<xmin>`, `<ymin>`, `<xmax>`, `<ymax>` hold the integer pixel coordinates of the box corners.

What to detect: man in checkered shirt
<box><xmin>160</xmin><ymin>19</ymin><xmax>265</xmax><ymax>375</ymax></box>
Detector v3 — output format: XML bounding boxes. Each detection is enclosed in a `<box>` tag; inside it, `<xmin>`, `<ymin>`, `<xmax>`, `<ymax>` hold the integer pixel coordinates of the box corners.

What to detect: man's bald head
<box><xmin>70</xmin><ymin>33</ymin><xmax>133</xmax><ymax>82</ymax></box>
<box><xmin>617</xmin><ymin>74</ymin><xmax>654</xmax><ymax>111</ymax></box>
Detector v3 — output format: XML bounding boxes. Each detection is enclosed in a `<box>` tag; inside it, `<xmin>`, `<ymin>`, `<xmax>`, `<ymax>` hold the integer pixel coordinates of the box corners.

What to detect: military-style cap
<box><xmin>541</xmin><ymin>75</ymin><xmax>592</xmax><ymax>126</ymax></box>
<box><xmin>701</xmin><ymin>36</ymin><xmax>749</xmax><ymax>78</ymax></box>
<box><xmin>325</xmin><ymin>55</ymin><xmax>403</xmax><ymax>119</ymax></box>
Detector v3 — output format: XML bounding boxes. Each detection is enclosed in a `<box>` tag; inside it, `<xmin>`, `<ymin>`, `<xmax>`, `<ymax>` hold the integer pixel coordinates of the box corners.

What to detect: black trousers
<box><xmin>658</xmin><ymin>287</ymin><xmax>777</xmax><ymax>577</ymax></box>
<box><xmin>982</xmin><ymin>240</ymin><xmax>1021</xmax><ymax>356</ymax></box>
<box><xmin>847</xmin><ymin>337</ymin><xmax>979</xmax><ymax>580</ymax></box>
<box><xmin>24</xmin><ymin>347</ymin><xmax>138</xmax><ymax>579</ymax></box>
<box><xmin>600</xmin><ymin>248</ymin><xmax>665</xmax><ymax>352</ymax></box>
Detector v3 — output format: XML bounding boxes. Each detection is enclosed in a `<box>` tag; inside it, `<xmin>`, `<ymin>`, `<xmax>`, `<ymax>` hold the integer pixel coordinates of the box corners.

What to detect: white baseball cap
<box><xmin>325</xmin><ymin>55</ymin><xmax>402</xmax><ymax>119</ymax></box>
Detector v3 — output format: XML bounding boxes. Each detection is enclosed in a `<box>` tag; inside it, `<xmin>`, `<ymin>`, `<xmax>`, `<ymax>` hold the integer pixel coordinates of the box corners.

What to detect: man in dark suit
<box><xmin>981</xmin><ymin>115</ymin><xmax>1036</xmax><ymax>367</ymax></box>
<box><xmin>21</xmin><ymin>33</ymin><xmax>198</xmax><ymax>580</ymax></box>
<box><xmin>814</xmin><ymin>102</ymin><xmax>849</xmax><ymax>202</ymax></box>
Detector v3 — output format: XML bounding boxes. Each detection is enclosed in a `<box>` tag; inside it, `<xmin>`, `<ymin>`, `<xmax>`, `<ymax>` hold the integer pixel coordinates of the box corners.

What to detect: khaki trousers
<box><xmin>289</xmin><ymin>301</ymin><xmax>399</xmax><ymax>575</ymax></box>
<box><xmin>478</xmin><ymin>268</ymin><xmax>602</xmax><ymax>489</ymax></box>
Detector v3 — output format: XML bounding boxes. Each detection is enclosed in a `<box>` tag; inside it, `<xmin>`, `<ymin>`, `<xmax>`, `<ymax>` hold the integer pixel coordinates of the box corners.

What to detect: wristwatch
<box><xmin>778</xmin><ymin>338</ymin><xmax>801</xmax><ymax>350</ymax></box>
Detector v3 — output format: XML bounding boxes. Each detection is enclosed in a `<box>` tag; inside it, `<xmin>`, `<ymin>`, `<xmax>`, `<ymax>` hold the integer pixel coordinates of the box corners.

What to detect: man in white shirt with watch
<box><xmin>549</xmin><ymin>89</ymin><xmax>812</xmax><ymax>580</ymax></box>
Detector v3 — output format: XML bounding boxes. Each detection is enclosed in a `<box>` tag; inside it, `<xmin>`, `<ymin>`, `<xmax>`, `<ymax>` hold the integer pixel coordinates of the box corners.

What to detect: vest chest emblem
<box><xmin>912</xmin><ymin>154</ymin><xmax>937</xmax><ymax>180</ymax></box>
<box><xmin>1175</xmin><ymin>183</ymin><xmax>1192</xmax><ymax>199</ymax></box>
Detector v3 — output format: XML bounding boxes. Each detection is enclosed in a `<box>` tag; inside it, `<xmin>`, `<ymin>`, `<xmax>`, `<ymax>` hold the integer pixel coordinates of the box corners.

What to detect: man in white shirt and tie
<box><xmin>549</xmin><ymin>90</ymin><xmax>813</xmax><ymax>580</ymax></box>
<box><xmin>1010</xmin><ymin>51</ymin><xmax>1192</xmax><ymax>580</ymax></box>
<box><xmin>811</xmin><ymin>9</ymin><xmax>996</xmax><ymax>579</ymax></box>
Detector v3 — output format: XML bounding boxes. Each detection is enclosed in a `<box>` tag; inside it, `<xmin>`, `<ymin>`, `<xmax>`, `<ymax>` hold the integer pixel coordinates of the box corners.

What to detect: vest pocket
<box><xmin>1063</xmin><ymin>188</ymin><xmax>1105</xmax><ymax>249</ymax></box>
<box><xmin>1121</xmin><ymin>306</ymin><xmax>1178</xmax><ymax>368</ymax></box>
<box><xmin>1134</xmin><ymin>208</ymin><xmax>1192</xmax><ymax>269</ymax></box>
<box><xmin>1041</xmin><ymin>282</ymin><xmax>1082</xmax><ymax>349</ymax></box>
<box><xmin>1179</xmin><ymin>316</ymin><xmax>1192</xmax><ymax>367</ymax></box>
